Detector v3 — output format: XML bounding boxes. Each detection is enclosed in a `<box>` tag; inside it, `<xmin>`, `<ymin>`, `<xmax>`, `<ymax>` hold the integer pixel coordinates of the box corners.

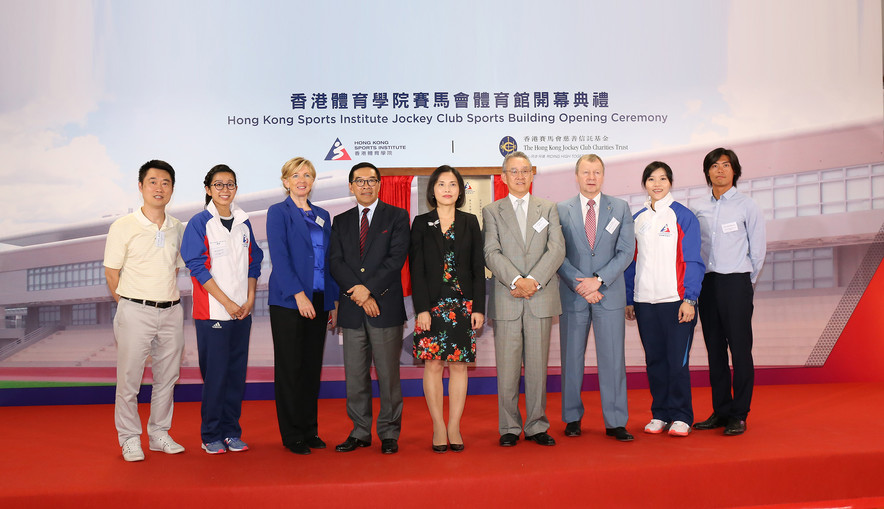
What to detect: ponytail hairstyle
<box><xmin>203</xmin><ymin>164</ymin><xmax>237</xmax><ymax>206</ymax></box>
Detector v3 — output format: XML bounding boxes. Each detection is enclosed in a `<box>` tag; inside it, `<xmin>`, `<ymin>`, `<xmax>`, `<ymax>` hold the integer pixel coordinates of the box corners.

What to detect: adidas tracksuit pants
<box><xmin>195</xmin><ymin>316</ymin><xmax>252</xmax><ymax>443</ymax></box>
<box><xmin>634</xmin><ymin>301</ymin><xmax>696</xmax><ymax>425</ymax></box>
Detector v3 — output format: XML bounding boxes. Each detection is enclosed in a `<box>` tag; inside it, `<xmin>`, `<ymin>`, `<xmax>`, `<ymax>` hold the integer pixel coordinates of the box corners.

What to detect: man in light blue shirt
<box><xmin>692</xmin><ymin>148</ymin><xmax>766</xmax><ymax>436</ymax></box>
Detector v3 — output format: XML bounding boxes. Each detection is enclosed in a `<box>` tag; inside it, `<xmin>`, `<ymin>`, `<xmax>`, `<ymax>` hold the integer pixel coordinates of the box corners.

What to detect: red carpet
<box><xmin>2</xmin><ymin>383</ymin><xmax>883</xmax><ymax>508</ymax></box>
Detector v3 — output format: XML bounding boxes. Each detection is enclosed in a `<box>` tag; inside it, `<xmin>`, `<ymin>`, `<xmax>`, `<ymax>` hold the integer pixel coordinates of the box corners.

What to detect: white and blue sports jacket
<box><xmin>182</xmin><ymin>201</ymin><xmax>263</xmax><ymax>320</ymax></box>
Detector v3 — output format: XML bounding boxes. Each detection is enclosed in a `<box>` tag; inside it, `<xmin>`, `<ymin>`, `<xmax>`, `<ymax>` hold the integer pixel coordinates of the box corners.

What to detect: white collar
<box><xmin>508</xmin><ymin>193</ymin><xmax>530</xmax><ymax>208</ymax></box>
<box><xmin>207</xmin><ymin>200</ymin><xmax>247</xmax><ymax>222</ymax></box>
<box><xmin>359</xmin><ymin>199</ymin><xmax>379</xmax><ymax>216</ymax></box>
<box><xmin>135</xmin><ymin>207</ymin><xmax>170</xmax><ymax>229</ymax></box>
<box><xmin>580</xmin><ymin>193</ymin><xmax>600</xmax><ymax>210</ymax></box>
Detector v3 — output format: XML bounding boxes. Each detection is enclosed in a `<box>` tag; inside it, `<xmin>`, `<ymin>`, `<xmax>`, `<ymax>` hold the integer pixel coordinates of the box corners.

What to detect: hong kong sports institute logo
<box><xmin>499</xmin><ymin>136</ymin><xmax>517</xmax><ymax>156</ymax></box>
<box><xmin>325</xmin><ymin>138</ymin><xmax>352</xmax><ymax>161</ymax></box>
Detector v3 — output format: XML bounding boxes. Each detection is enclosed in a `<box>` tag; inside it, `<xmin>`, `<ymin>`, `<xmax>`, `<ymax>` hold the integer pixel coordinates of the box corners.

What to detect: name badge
<box><xmin>315</xmin><ymin>216</ymin><xmax>325</xmax><ymax>227</ymax></box>
<box><xmin>210</xmin><ymin>239</ymin><xmax>229</xmax><ymax>257</ymax></box>
<box><xmin>533</xmin><ymin>216</ymin><xmax>549</xmax><ymax>232</ymax></box>
<box><xmin>605</xmin><ymin>217</ymin><xmax>620</xmax><ymax>234</ymax></box>
<box><xmin>722</xmin><ymin>221</ymin><xmax>739</xmax><ymax>233</ymax></box>
<box><xmin>155</xmin><ymin>231</ymin><xmax>165</xmax><ymax>247</ymax></box>
<box><xmin>637</xmin><ymin>222</ymin><xmax>651</xmax><ymax>235</ymax></box>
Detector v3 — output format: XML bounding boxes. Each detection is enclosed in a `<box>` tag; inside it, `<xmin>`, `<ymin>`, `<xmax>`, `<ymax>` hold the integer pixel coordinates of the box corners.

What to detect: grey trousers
<box><xmin>559</xmin><ymin>305</ymin><xmax>628</xmax><ymax>428</ymax></box>
<box><xmin>341</xmin><ymin>320</ymin><xmax>404</xmax><ymax>441</ymax></box>
<box><xmin>493</xmin><ymin>313</ymin><xmax>552</xmax><ymax>436</ymax></box>
<box><xmin>113</xmin><ymin>298</ymin><xmax>184</xmax><ymax>446</ymax></box>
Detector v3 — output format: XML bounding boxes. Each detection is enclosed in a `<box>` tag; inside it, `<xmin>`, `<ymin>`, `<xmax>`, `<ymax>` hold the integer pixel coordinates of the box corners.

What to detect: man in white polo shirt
<box><xmin>104</xmin><ymin>160</ymin><xmax>186</xmax><ymax>462</ymax></box>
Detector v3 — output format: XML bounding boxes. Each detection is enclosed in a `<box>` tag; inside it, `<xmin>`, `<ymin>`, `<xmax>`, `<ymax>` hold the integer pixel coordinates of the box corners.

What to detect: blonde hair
<box><xmin>575</xmin><ymin>154</ymin><xmax>605</xmax><ymax>174</ymax></box>
<box><xmin>280</xmin><ymin>157</ymin><xmax>316</xmax><ymax>193</ymax></box>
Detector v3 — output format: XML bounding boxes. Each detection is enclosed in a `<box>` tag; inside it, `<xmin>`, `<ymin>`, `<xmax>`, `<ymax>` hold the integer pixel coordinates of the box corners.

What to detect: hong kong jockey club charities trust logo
<box><xmin>499</xmin><ymin>136</ymin><xmax>517</xmax><ymax>156</ymax></box>
<box><xmin>325</xmin><ymin>138</ymin><xmax>352</xmax><ymax>161</ymax></box>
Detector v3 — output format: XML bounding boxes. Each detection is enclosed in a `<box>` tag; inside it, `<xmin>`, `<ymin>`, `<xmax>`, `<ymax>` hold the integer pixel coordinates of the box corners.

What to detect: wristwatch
<box><xmin>593</xmin><ymin>273</ymin><xmax>604</xmax><ymax>285</ymax></box>
<box><xmin>683</xmin><ymin>298</ymin><xmax>697</xmax><ymax>306</ymax></box>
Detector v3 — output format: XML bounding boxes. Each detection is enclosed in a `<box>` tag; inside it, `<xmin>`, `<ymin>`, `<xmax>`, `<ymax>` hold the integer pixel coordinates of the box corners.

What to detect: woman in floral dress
<box><xmin>410</xmin><ymin>165</ymin><xmax>486</xmax><ymax>452</ymax></box>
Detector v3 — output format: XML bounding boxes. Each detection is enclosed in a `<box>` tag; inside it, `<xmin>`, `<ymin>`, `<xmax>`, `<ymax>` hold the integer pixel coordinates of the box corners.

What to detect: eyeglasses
<box><xmin>352</xmin><ymin>178</ymin><xmax>380</xmax><ymax>187</ymax></box>
<box><xmin>507</xmin><ymin>169</ymin><xmax>532</xmax><ymax>176</ymax></box>
<box><xmin>211</xmin><ymin>182</ymin><xmax>237</xmax><ymax>190</ymax></box>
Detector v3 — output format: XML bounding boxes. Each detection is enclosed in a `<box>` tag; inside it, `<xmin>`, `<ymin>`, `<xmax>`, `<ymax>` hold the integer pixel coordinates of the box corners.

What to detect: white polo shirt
<box><xmin>104</xmin><ymin>208</ymin><xmax>185</xmax><ymax>301</ymax></box>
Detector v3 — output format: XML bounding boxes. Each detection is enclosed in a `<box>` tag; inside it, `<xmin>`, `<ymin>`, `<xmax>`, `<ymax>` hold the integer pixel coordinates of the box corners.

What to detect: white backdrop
<box><xmin>0</xmin><ymin>0</ymin><xmax>880</xmax><ymax>239</ymax></box>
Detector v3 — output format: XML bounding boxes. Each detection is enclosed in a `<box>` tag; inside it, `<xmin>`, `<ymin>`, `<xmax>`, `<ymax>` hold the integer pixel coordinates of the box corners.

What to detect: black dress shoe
<box><xmin>499</xmin><ymin>433</ymin><xmax>519</xmax><ymax>447</ymax></box>
<box><xmin>449</xmin><ymin>443</ymin><xmax>464</xmax><ymax>452</ymax></box>
<box><xmin>287</xmin><ymin>441</ymin><xmax>311</xmax><ymax>455</ymax></box>
<box><xmin>432</xmin><ymin>444</ymin><xmax>448</xmax><ymax>453</ymax></box>
<box><xmin>723</xmin><ymin>419</ymin><xmax>746</xmax><ymax>436</ymax></box>
<box><xmin>524</xmin><ymin>432</ymin><xmax>556</xmax><ymax>446</ymax></box>
<box><xmin>381</xmin><ymin>438</ymin><xmax>398</xmax><ymax>454</ymax></box>
<box><xmin>307</xmin><ymin>436</ymin><xmax>326</xmax><ymax>449</ymax></box>
<box><xmin>335</xmin><ymin>436</ymin><xmax>371</xmax><ymax>452</ymax></box>
<box><xmin>693</xmin><ymin>413</ymin><xmax>726</xmax><ymax>430</ymax></box>
<box><xmin>564</xmin><ymin>421</ymin><xmax>582</xmax><ymax>437</ymax></box>
<box><xmin>605</xmin><ymin>427</ymin><xmax>634</xmax><ymax>442</ymax></box>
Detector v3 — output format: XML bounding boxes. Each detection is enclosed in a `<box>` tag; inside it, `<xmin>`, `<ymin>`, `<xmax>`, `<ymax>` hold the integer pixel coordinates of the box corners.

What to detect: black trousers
<box><xmin>269</xmin><ymin>294</ymin><xmax>328</xmax><ymax>447</ymax></box>
<box><xmin>698</xmin><ymin>272</ymin><xmax>755</xmax><ymax>421</ymax></box>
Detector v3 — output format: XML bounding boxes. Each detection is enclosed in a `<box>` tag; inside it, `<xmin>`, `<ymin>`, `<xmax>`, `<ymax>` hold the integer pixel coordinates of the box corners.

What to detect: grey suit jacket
<box><xmin>483</xmin><ymin>195</ymin><xmax>565</xmax><ymax>321</ymax></box>
<box><xmin>556</xmin><ymin>193</ymin><xmax>635</xmax><ymax>312</ymax></box>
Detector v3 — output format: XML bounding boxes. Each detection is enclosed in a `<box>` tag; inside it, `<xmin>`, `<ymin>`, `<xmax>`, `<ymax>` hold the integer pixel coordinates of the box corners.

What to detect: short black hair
<box><xmin>702</xmin><ymin>148</ymin><xmax>742</xmax><ymax>187</ymax></box>
<box><xmin>642</xmin><ymin>161</ymin><xmax>673</xmax><ymax>186</ymax></box>
<box><xmin>349</xmin><ymin>161</ymin><xmax>380</xmax><ymax>182</ymax></box>
<box><xmin>426</xmin><ymin>165</ymin><xmax>466</xmax><ymax>209</ymax></box>
<box><xmin>203</xmin><ymin>164</ymin><xmax>237</xmax><ymax>205</ymax></box>
<box><xmin>139</xmin><ymin>159</ymin><xmax>175</xmax><ymax>185</ymax></box>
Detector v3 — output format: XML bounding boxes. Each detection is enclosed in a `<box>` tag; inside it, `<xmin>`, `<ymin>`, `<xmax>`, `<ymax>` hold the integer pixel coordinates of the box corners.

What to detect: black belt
<box><xmin>121</xmin><ymin>296</ymin><xmax>180</xmax><ymax>308</ymax></box>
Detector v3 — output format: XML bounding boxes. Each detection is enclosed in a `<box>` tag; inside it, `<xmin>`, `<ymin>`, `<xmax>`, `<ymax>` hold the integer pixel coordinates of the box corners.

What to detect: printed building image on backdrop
<box><xmin>0</xmin><ymin>0</ymin><xmax>881</xmax><ymax>388</ymax></box>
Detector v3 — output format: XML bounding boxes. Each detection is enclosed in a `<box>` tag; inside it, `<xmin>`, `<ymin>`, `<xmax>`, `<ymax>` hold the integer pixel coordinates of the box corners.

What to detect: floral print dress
<box><xmin>413</xmin><ymin>224</ymin><xmax>476</xmax><ymax>362</ymax></box>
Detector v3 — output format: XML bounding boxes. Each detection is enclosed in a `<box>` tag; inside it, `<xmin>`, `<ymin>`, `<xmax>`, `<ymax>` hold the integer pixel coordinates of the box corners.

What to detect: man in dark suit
<box><xmin>557</xmin><ymin>154</ymin><xmax>635</xmax><ymax>442</ymax></box>
<box><xmin>329</xmin><ymin>162</ymin><xmax>410</xmax><ymax>454</ymax></box>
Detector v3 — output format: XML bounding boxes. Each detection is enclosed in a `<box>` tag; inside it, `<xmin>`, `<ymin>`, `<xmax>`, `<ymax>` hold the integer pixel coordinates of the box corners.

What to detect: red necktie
<box><xmin>359</xmin><ymin>208</ymin><xmax>369</xmax><ymax>256</ymax></box>
<box><xmin>585</xmin><ymin>200</ymin><xmax>596</xmax><ymax>250</ymax></box>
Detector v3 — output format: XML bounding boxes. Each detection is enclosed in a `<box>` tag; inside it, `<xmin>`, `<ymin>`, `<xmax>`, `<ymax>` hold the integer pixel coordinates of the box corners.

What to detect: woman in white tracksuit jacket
<box><xmin>182</xmin><ymin>164</ymin><xmax>263</xmax><ymax>454</ymax></box>
<box><xmin>624</xmin><ymin>161</ymin><xmax>705</xmax><ymax>438</ymax></box>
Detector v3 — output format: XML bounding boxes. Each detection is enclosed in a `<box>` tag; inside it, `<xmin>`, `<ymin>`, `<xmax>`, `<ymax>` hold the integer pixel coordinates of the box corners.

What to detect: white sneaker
<box><xmin>644</xmin><ymin>419</ymin><xmax>669</xmax><ymax>434</ymax></box>
<box><xmin>149</xmin><ymin>432</ymin><xmax>185</xmax><ymax>454</ymax></box>
<box><xmin>668</xmin><ymin>421</ymin><xmax>691</xmax><ymax>437</ymax></box>
<box><xmin>122</xmin><ymin>437</ymin><xmax>145</xmax><ymax>462</ymax></box>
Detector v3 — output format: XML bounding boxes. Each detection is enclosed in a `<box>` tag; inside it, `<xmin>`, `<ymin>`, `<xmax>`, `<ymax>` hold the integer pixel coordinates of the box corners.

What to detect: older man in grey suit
<box><xmin>557</xmin><ymin>154</ymin><xmax>635</xmax><ymax>441</ymax></box>
<box><xmin>483</xmin><ymin>151</ymin><xmax>565</xmax><ymax>447</ymax></box>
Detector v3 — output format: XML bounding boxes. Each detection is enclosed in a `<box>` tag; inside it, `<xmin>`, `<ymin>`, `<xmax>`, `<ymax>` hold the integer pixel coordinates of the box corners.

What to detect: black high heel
<box><xmin>432</xmin><ymin>444</ymin><xmax>448</xmax><ymax>453</ymax></box>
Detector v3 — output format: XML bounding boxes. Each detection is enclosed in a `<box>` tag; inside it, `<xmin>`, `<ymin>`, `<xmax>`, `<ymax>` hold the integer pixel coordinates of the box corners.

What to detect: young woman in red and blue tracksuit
<box><xmin>182</xmin><ymin>164</ymin><xmax>263</xmax><ymax>454</ymax></box>
<box><xmin>624</xmin><ymin>161</ymin><xmax>705</xmax><ymax>437</ymax></box>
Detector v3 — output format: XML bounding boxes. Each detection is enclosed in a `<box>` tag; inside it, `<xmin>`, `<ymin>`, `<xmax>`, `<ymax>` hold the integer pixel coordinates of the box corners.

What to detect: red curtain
<box><xmin>379</xmin><ymin>175</ymin><xmax>414</xmax><ymax>297</ymax></box>
<box><xmin>493</xmin><ymin>175</ymin><xmax>532</xmax><ymax>200</ymax></box>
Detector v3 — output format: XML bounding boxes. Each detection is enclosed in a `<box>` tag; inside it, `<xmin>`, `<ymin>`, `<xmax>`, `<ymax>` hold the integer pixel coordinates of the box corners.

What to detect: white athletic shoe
<box><xmin>668</xmin><ymin>421</ymin><xmax>691</xmax><ymax>437</ymax></box>
<box><xmin>149</xmin><ymin>432</ymin><xmax>185</xmax><ymax>454</ymax></box>
<box><xmin>644</xmin><ymin>419</ymin><xmax>669</xmax><ymax>434</ymax></box>
<box><xmin>122</xmin><ymin>437</ymin><xmax>145</xmax><ymax>462</ymax></box>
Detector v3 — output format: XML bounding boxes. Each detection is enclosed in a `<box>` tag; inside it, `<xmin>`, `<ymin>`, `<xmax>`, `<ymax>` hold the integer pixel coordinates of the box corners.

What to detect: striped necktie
<box><xmin>359</xmin><ymin>207</ymin><xmax>369</xmax><ymax>256</ymax></box>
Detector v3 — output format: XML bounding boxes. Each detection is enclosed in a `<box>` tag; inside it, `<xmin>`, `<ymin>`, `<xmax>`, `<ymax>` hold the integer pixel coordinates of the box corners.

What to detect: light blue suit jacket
<box><xmin>557</xmin><ymin>194</ymin><xmax>635</xmax><ymax>312</ymax></box>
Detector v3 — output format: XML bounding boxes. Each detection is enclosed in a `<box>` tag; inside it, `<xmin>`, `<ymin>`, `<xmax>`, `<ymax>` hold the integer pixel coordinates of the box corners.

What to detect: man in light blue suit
<box><xmin>557</xmin><ymin>154</ymin><xmax>636</xmax><ymax>441</ymax></box>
